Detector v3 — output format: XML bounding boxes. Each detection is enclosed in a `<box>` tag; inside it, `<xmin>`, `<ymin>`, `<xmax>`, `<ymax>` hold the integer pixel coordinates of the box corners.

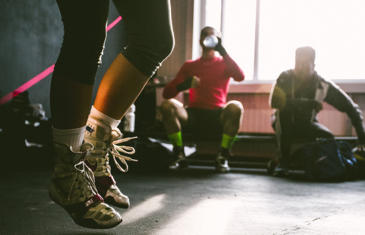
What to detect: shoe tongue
<box><xmin>87</xmin><ymin>120</ymin><xmax>111</xmax><ymax>138</ymax></box>
<box><xmin>85</xmin><ymin>119</ymin><xmax>112</xmax><ymax>148</ymax></box>
<box><xmin>79</xmin><ymin>142</ymin><xmax>94</xmax><ymax>153</ymax></box>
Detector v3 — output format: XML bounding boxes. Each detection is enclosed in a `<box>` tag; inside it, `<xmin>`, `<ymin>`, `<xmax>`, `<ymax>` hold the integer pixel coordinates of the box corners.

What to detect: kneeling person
<box><xmin>269</xmin><ymin>46</ymin><xmax>365</xmax><ymax>173</ymax></box>
<box><xmin>161</xmin><ymin>26</ymin><xmax>245</xmax><ymax>172</ymax></box>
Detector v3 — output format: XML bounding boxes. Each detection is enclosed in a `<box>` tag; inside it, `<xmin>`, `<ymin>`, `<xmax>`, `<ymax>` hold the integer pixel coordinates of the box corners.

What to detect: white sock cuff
<box><xmin>52</xmin><ymin>126</ymin><xmax>86</xmax><ymax>151</ymax></box>
<box><xmin>52</xmin><ymin>126</ymin><xmax>86</xmax><ymax>135</ymax></box>
<box><xmin>89</xmin><ymin>106</ymin><xmax>121</xmax><ymax>129</ymax></box>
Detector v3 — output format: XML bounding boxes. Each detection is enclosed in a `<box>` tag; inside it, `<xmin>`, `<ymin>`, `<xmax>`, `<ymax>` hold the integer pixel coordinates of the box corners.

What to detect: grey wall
<box><xmin>0</xmin><ymin>0</ymin><xmax>126</xmax><ymax>116</ymax></box>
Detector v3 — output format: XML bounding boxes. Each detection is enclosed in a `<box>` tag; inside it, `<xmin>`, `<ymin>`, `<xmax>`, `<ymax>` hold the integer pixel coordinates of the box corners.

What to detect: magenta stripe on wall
<box><xmin>0</xmin><ymin>16</ymin><xmax>123</xmax><ymax>105</ymax></box>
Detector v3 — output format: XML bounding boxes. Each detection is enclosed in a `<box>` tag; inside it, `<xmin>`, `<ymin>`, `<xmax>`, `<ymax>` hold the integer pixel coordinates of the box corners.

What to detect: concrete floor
<box><xmin>1</xmin><ymin>165</ymin><xmax>365</xmax><ymax>235</ymax></box>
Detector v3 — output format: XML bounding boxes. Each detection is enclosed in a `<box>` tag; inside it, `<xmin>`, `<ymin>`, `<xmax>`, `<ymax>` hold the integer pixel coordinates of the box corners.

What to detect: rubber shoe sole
<box><xmin>49</xmin><ymin>184</ymin><xmax>122</xmax><ymax>229</ymax></box>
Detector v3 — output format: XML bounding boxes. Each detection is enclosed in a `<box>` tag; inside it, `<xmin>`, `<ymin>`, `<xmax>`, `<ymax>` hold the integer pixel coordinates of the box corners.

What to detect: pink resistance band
<box><xmin>0</xmin><ymin>16</ymin><xmax>123</xmax><ymax>105</ymax></box>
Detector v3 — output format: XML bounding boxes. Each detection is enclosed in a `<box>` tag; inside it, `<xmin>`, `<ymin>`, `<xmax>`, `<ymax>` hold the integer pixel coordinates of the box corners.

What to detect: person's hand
<box><xmin>353</xmin><ymin>144</ymin><xmax>365</xmax><ymax>161</ymax></box>
<box><xmin>214</xmin><ymin>37</ymin><xmax>227</xmax><ymax>56</ymax></box>
<box><xmin>356</xmin><ymin>144</ymin><xmax>365</xmax><ymax>152</ymax></box>
<box><xmin>355</xmin><ymin>139</ymin><xmax>365</xmax><ymax>152</ymax></box>
<box><xmin>191</xmin><ymin>76</ymin><xmax>200</xmax><ymax>88</ymax></box>
<box><xmin>176</xmin><ymin>76</ymin><xmax>200</xmax><ymax>91</ymax></box>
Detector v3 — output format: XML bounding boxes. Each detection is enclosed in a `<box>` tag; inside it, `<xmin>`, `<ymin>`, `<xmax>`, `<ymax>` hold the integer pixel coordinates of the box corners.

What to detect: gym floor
<box><xmin>1</xmin><ymin>156</ymin><xmax>365</xmax><ymax>235</ymax></box>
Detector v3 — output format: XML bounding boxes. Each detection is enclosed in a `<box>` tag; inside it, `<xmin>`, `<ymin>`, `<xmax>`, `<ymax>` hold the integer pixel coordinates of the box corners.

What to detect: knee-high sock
<box><xmin>221</xmin><ymin>133</ymin><xmax>236</xmax><ymax>150</ymax></box>
<box><xmin>168</xmin><ymin>131</ymin><xmax>183</xmax><ymax>147</ymax></box>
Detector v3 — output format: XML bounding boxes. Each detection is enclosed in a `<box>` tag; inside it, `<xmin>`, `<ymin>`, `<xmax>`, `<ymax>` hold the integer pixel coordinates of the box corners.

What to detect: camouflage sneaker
<box><xmin>49</xmin><ymin>143</ymin><xmax>122</xmax><ymax>228</ymax></box>
<box><xmin>85</xmin><ymin>119</ymin><xmax>137</xmax><ymax>208</ymax></box>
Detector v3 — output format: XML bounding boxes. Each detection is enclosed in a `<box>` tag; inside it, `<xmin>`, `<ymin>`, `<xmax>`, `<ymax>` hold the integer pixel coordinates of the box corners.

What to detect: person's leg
<box><xmin>93</xmin><ymin>0</ymin><xmax>174</xmax><ymax>120</ymax></box>
<box><xmin>220</xmin><ymin>101</ymin><xmax>243</xmax><ymax>148</ymax></box>
<box><xmin>83</xmin><ymin>0</ymin><xmax>174</xmax><ymax>202</ymax></box>
<box><xmin>217</xmin><ymin>100</ymin><xmax>244</xmax><ymax>172</ymax></box>
<box><xmin>86</xmin><ymin>0</ymin><xmax>174</xmax><ymax>142</ymax></box>
<box><xmin>160</xmin><ymin>99</ymin><xmax>189</xmax><ymax>169</ymax></box>
<box><xmin>160</xmin><ymin>99</ymin><xmax>188</xmax><ymax>145</ymax></box>
<box><xmin>86</xmin><ymin>0</ymin><xmax>175</xmax><ymax>148</ymax></box>
<box><xmin>49</xmin><ymin>0</ymin><xmax>122</xmax><ymax>228</ymax></box>
<box><xmin>221</xmin><ymin>101</ymin><xmax>244</xmax><ymax>135</ymax></box>
<box><xmin>51</xmin><ymin>0</ymin><xmax>109</xmax><ymax>148</ymax></box>
<box><xmin>271</xmin><ymin>111</ymin><xmax>293</xmax><ymax>176</ymax></box>
<box><xmin>305</xmin><ymin>122</ymin><xmax>334</xmax><ymax>140</ymax></box>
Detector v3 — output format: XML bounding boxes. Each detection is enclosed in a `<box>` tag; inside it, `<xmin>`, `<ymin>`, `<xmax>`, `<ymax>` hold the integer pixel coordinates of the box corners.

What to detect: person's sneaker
<box><xmin>84</xmin><ymin>119</ymin><xmax>137</xmax><ymax>208</ymax></box>
<box><xmin>266</xmin><ymin>159</ymin><xmax>277</xmax><ymax>175</ymax></box>
<box><xmin>272</xmin><ymin>163</ymin><xmax>289</xmax><ymax>177</ymax></box>
<box><xmin>168</xmin><ymin>146</ymin><xmax>187</xmax><ymax>170</ymax></box>
<box><xmin>49</xmin><ymin>143</ymin><xmax>122</xmax><ymax>229</ymax></box>
<box><xmin>85</xmin><ymin>152</ymin><xmax>131</xmax><ymax>209</ymax></box>
<box><xmin>215</xmin><ymin>148</ymin><xmax>230</xmax><ymax>173</ymax></box>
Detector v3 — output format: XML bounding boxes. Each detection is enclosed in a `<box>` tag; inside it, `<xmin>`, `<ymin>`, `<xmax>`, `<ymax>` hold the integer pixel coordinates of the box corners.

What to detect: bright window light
<box><xmin>121</xmin><ymin>194</ymin><xmax>166</xmax><ymax>225</ymax></box>
<box><xmin>201</xmin><ymin>0</ymin><xmax>365</xmax><ymax>81</ymax></box>
<box><xmin>259</xmin><ymin>0</ymin><xmax>365</xmax><ymax>80</ymax></box>
<box><xmin>205</xmin><ymin>0</ymin><xmax>222</xmax><ymax>31</ymax></box>
<box><xmin>222</xmin><ymin>0</ymin><xmax>256</xmax><ymax>81</ymax></box>
<box><xmin>158</xmin><ymin>198</ymin><xmax>237</xmax><ymax>235</ymax></box>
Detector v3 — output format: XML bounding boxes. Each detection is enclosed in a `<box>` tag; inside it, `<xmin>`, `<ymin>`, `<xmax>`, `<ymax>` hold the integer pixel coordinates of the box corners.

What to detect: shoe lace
<box><xmin>68</xmin><ymin>143</ymin><xmax>99</xmax><ymax>202</ymax></box>
<box><xmin>108</xmin><ymin>128</ymin><xmax>138</xmax><ymax>173</ymax></box>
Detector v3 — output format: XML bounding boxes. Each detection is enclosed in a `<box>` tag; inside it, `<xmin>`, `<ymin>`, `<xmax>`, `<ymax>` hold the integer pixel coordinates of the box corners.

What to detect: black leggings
<box><xmin>54</xmin><ymin>0</ymin><xmax>174</xmax><ymax>84</ymax></box>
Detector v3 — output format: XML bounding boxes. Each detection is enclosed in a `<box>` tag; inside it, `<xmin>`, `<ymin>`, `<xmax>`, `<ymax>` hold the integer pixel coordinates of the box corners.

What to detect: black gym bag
<box><xmin>290</xmin><ymin>138</ymin><xmax>361</xmax><ymax>181</ymax></box>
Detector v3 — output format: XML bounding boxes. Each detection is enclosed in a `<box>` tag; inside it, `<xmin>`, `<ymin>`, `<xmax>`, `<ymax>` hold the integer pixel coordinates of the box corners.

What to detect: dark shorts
<box><xmin>183</xmin><ymin>107</ymin><xmax>223</xmax><ymax>141</ymax></box>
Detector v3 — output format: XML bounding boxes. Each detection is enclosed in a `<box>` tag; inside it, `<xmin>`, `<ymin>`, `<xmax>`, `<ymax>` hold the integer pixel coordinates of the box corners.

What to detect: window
<box><xmin>205</xmin><ymin>0</ymin><xmax>222</xmax><ymax>31</ymax></box>
<box><xmin>221</xmin><ymin>1</ymin><xmax>256</xmax><ymax>81</ymax></box>
<box><xmin>197</xmin><ymin>0</ymin><xmax>365</xmax><ymax>81</ymax></box>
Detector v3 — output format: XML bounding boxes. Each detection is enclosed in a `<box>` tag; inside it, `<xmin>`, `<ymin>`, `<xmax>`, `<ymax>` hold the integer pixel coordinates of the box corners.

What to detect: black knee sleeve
<box><xmin>121</xmin><ymin>31</ymin><xmax>174</xmax><ymax>78</ymax></box>
<box><xmin>115</xmin><ymin>0</ymin><xmax>175</xmax><ymax>78</ymax></box>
